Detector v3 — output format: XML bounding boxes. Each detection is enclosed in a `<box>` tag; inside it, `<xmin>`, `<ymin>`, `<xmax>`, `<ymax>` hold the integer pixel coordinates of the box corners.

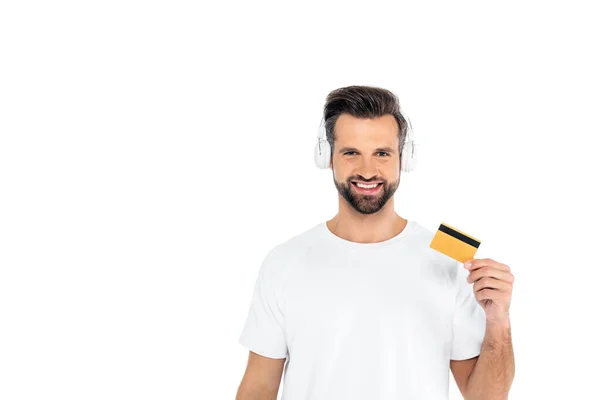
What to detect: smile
<box><xmin>351</xmin><ymin>182</ymin><xmax>383</xmax><ymax>194</ymax></box>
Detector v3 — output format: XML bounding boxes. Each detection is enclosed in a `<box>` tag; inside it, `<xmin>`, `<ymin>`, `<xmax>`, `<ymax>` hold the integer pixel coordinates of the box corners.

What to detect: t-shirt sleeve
<box><xmin>450</xmin><ymin>261</ymin><xmax>486</xmax><ymax>360</ymax></box>
<box><xmin>238</xmin><ymin>248</ymin><xmax>288</xmax><ymax>359</ymax></box>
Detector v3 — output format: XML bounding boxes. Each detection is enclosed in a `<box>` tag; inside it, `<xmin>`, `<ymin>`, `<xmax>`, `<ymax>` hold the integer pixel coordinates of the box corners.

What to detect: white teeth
<box><xmin>356</xmin><ymin>183</ymin><xmax>378</xmax><ymax>189</ymax></box>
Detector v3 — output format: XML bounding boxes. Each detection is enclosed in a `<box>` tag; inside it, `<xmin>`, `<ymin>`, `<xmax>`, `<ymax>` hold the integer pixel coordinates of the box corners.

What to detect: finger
<box><xmin>475</xmin><ymin>288</ymin><xmax>502</xmax><ymax>302</ymax></box>
<box><xmin>473</xmin><ymin>276</ymin><xmax>512</xmax><ymax>293</ymax></box>
<box><xmin>465</xmin><ymin>258</ymin><xmax>511</xmax><ymax>272</ymax></box>
<box><xmin>468</xmin><ymin>267</ymin><xmax>514</xmax><ymax>284</ymax></box>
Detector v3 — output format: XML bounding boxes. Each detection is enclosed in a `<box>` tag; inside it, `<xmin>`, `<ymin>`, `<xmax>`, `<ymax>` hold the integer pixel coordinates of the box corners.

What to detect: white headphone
<box><xmin>314</xmin><ymin>116</ymin><xmax>418</xmax><ymax>172</ymax></box>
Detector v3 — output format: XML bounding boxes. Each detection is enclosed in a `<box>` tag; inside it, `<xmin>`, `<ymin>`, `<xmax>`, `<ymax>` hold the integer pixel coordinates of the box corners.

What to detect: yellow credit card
<box><xmin>429</xmin><ymin>222</ymin><xmax>481</xmax><ymax>263</ymax></box>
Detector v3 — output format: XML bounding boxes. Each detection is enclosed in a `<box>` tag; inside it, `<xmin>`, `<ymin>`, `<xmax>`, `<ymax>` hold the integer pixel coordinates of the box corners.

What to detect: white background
<box><xmin>1</xmin><ymin>1</ymin><xmax>599</xmax><ymax>399</ymax></box>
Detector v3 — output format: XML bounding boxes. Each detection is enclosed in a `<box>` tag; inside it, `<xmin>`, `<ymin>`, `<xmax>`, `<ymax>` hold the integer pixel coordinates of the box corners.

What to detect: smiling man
<box><xmin>236</xmin><ymin>85</ymin><xmax>515</xmax><ymax>400</ymax></box>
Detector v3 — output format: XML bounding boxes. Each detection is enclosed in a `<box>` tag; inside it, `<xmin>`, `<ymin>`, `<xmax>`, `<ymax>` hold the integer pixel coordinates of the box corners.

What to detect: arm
<box><xmin>451</xmin><ymin>258</ymin><xmax>516</xmax><ymax>400</ymax></box>
<box><xmin>449</xmin><ymin>356</ymin><xmax>478</xmax><ymax>398</ymax></box>
<box><xmin>237</xmin><ymin>247</ymin><xmax>289</xmax><ymax>398</ymax></box>
<box><xmin>236</xmin><ymin>351</ymin><xmax>286</xmax><ymax>400</ymax></box>
<box><xmin>462</xmin><ymin>319</ymin><xmax>515</xmax><ymax>400</ymax></box>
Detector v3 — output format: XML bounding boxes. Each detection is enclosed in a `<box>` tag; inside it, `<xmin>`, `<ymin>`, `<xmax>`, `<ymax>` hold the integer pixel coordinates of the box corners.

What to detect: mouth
<box><xmin>351</xmin><ymin>181</ymin><xmax>383</xmax><ymax>195</ymax></box>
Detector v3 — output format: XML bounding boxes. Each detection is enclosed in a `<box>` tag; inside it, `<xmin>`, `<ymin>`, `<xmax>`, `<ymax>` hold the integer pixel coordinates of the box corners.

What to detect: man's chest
<box><xmin>282</xmin><ymin>252</ymin><xmax>456</xmax><ymax>349</ymax></box>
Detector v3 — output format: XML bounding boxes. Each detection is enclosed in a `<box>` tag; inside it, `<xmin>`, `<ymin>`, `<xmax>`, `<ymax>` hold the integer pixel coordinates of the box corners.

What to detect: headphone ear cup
<box><xmin>314</xmin><ymin>139</ymin><xmax>331</xmax><ymax>169</ymax></box>
<box><xmin>401</xmin><ymin>141</ymin><xmax>417</xmax><ymax>172</ymax></box>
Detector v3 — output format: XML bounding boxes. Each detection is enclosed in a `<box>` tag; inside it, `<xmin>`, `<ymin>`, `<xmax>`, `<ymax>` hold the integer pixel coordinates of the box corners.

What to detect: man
<box><xmin>236</xmin><ymin>85</ymin><xmax>515</xmax><ymax>400</ymax></box>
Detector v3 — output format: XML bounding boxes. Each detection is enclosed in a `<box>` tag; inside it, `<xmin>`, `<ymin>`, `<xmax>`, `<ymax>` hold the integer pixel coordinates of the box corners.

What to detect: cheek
<box><xmin>384</xmin><ymin>164</ymin><xmax>400</xmax><ymax>180</ymax></box>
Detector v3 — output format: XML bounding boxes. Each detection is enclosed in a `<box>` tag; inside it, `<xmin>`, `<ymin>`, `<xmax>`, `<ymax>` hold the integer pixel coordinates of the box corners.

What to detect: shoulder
<box><xmin>258</xmin><ymin>222</ymin><xmax>324</xmax><ymax>279</ymax></box>
<box><xmin>267</xmin><ymin>222</ymin><xmax>323</xmax><ymax>259</ymax></box>
<box><xmin>407</xmin><ymin>220</ymin><xmax>436</xmax><ymax>244</ymax></box>
<box><xmin>408</xmin><ymin>220</ymin><xmax>464</xmax><ymax>284</ymax></box>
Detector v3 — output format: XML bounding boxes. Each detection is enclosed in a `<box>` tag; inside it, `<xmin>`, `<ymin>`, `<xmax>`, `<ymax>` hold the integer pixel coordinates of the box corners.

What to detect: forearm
<box><xmin>465</xmin><ymin>319</ymin><xmax>515</xmax><ymax>400</ymax></box>
<box><xmin>236</xmin><ymin>381</ymin><xmax>279</xmax><ymax>400</ymax></box>
<box><xmin>236</xmin><ymin>387</ymin><xmax>277</xmax><ymax>400</ymax></box>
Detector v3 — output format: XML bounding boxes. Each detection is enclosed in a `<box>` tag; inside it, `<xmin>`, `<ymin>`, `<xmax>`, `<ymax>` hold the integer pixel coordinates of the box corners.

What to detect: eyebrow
<box><xmin>338</xmin><ymin>146</ymin><xmax>397</xmax><ymax>154</ymax></box>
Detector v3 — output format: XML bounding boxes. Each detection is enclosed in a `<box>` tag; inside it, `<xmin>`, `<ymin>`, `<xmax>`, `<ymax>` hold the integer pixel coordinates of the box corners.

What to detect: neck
<box><xmin>327</xmin><ymin>198</ymin><xmax>407</xmax><ymax>244</ymax></box>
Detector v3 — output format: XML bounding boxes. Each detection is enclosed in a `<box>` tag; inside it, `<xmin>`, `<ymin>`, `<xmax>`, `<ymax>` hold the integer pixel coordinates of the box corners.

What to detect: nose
<box><xmin>357</xmin><ymin>157</ymin><xmax>378</xmax><ymax>180</ymax></box>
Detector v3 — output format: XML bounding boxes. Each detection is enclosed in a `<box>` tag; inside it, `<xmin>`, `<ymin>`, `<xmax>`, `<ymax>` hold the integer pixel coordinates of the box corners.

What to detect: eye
<box><xmin>343</xmin><ymin>151</ymin><xmax>389</xmax><ymax>156</ymax></box>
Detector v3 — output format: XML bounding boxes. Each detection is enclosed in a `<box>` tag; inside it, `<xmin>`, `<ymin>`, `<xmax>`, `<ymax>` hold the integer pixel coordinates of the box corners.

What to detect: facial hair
<box><xmin>332</xmin><ymin>173</ymin><xmax>400</xmax><ymax>215</ymax></box>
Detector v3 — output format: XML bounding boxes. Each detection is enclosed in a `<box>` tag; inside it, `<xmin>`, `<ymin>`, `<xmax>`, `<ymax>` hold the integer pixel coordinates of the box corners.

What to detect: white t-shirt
<box><xmin>238</xmin><ymin>219</ymin><xmax>486</xmax><ymax>400</ymax></box>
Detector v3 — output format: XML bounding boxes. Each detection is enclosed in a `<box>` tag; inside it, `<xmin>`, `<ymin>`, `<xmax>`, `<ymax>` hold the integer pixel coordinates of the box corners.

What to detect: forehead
<box><xmin>334</xmin><ymin>113</ymin><xmax>399</xmax><ymax>147</ymax></box>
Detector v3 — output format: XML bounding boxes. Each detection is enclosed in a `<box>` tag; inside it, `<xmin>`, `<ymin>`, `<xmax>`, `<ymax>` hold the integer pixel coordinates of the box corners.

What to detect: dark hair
<box><xmin>323</xmin><ymin>85</ymin><xmax>409</xmax><ymax>159</ymax></box>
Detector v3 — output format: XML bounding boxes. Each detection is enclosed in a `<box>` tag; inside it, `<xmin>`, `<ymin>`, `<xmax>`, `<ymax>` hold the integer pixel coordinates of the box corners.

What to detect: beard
<box><xmin>333</xmin><ymin>174</ymin><xmax>400</xmax><ymax>215</ymax></box>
